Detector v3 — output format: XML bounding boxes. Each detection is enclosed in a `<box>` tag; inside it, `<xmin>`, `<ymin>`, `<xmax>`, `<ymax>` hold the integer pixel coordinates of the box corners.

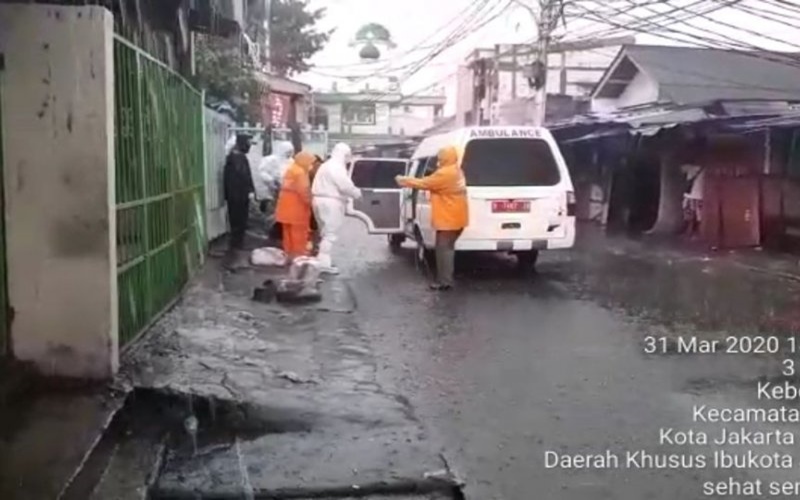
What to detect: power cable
<box><xmin>320</xmin><ymin>0</ymin><xmax>495</xmax><ymax>78</ymax></box>
<box><xmin>571</xmin><ymin>0</ymin><xmax>800</xmax><ymax>69</ymax></box>
<box><xmin>645</xmin><ymin>0</ymin><xmax>800</xmax><ymax>52</ymax></box>
<box><xmin>360</xmin><ymin>0</ymin><xmax>515</xmax><ymax>103</ymax></box>
<box><xmin>730</xmin><ymin>1</ymin><xmax>800</xmax><ymax>32</ymax></box>
<box><xmin>309</xmin><ymin>0</ymin><xmax>490</xmax><ymax>70</ymax></box>
<box><xmin>560</xmin><ymin>0</ymin><xmax>713</xmax><ymax>42</ymax></box>
<box><xmin>311</xmin><ymin>0</ymin><xmax>498</xmax><ymax>85</ymax></box>
<box><xmin>490</xmin><ymin>0</ymin><xmax>720</xmax><ymax>62</ymax></box>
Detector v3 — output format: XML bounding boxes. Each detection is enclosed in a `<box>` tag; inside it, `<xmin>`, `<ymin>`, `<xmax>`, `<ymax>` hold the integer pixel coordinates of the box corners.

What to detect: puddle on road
<box><xmin>567</xmin><ymin>251</ymin><xmax>800</xmax><ymax>339</ymax></box>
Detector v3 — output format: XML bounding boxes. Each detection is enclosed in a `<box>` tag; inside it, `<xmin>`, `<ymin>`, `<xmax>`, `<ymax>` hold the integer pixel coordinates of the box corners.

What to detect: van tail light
<box><xmin>567</xmin><ymin>191</ymin><xmax>576</xmax><ymax>216</ymax></box>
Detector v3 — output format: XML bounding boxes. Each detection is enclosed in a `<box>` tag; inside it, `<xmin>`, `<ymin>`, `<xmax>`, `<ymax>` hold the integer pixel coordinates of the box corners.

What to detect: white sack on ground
<box><xmin>251</xmin><ymin>247</ymin><xmax>288</xmax><ymax>267</ymax></box>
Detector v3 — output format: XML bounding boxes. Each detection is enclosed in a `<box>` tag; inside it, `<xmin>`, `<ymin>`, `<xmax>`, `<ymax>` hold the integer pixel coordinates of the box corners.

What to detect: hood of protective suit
<box><xmin>258</xmin><ymin>141</ymin><xmax>296</xmax><ymax>199</ymax></box>
<box><xmin>274</xmin><ymin>141</ymin><xmax>295</xmax><ymax>160</ymax></box>
<box><xmin>437</xmin><ymin>146</ymin><xmax>459</xmax><ymax>169</ymax></box>
<box><xmin>293</xmin><ymin>151</ymin><xmax>316</xmax><ymax>171</ymax></box>
<box><xmin>329</xmin><ymin>143</ymin><xmax>352</xmax><ymax>164</ymax></box>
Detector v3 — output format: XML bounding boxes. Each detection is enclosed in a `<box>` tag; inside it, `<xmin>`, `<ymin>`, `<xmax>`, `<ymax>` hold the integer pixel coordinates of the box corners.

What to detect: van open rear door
<box><xmin>346</xmin><ymin>158</ymin><xmax>408</xmax><ymax>233</ymax></box>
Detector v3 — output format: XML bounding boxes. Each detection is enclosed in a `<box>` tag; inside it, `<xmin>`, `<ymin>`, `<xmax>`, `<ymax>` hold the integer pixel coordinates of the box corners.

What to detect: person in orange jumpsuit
<box><xmin>395</xmin><ymin>146</ymin><xmax>469</xmax><ymax>290</ymax></box>
<box><xmin>275</xmin><ymin>151</ymin><xmax>316</xmax><ymax>261</ymax></box>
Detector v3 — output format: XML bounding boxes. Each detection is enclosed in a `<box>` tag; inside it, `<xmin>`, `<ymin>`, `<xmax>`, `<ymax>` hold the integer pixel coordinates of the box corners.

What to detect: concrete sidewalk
<box><xmin>116</xmin><ymin>253</ymin><xmax>461</xmax><ymax>499</ymax></box>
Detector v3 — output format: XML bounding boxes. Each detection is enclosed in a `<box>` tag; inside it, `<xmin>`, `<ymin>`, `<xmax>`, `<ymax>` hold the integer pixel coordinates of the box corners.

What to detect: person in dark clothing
<box><xmin>223</xmin><ymin>134</ymin><xmax>255</xmax><ymax>251</ymax></box>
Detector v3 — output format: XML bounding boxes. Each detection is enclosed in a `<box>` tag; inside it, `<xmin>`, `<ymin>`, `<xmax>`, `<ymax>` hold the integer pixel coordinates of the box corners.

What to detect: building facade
<box><xmin>455</xmin><ymin>36</ymin><xmax>634</xmax><ymax>126</ymax></box>
<box><xmin>311</xmin><ymin>91</ymin><xmax>445</xmax><ymax>153</ymax></box>
<box><xmin>0</xmin><ymin>0</ymin><xmax>245</xmax><ymax>379</ymax></box>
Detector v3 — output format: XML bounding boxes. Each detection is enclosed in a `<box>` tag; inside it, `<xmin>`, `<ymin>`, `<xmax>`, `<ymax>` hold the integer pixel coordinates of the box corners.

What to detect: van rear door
<box><xmin>461</xmin><ymin>135</ymin><xmax>572</xmax><ymax>241</ymax></box>
<box><xmin>346</xmin><ymin>158</ymin><xmax>408</xmax><ymax>233</ymax></box>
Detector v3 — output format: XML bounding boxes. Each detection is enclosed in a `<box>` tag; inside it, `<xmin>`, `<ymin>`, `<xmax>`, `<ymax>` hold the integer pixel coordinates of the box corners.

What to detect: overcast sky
<box><xmin>294</xmin><ymin>0</ymin><xmax>800</xmax><ymax>113</ymax></box>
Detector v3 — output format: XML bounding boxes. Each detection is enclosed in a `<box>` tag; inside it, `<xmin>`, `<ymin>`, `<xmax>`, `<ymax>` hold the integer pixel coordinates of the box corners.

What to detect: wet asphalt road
<box><xmin>335</xmin><ymin>221</ymin><xmax>800</xmax><ymax>500</ymax></box>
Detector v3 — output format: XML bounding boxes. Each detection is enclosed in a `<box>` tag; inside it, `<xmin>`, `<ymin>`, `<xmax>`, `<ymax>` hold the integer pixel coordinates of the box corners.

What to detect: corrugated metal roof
<box><xmin>624</xmin><ymin>45</ymin><xmax>800</xmax><ymax>105</ymax></box>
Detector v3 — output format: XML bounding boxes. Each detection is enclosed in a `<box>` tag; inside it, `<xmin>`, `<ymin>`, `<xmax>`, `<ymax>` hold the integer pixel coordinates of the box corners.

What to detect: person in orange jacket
<box><xmin>275</xmin><ymin>151</ymin><xmax>316</xmax><ymax>261</ymax></box>
<box><xmin>395</xmin><ymin>146</ymin><xmax>469</xmax><ymax>290</ymax></box>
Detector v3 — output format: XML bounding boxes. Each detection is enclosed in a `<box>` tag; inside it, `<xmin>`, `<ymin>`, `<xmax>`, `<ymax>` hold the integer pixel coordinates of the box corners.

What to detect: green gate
<box><xmin>114</xmin><ymin>36</ymin><xmax>206</xmax><ymax>347</ymax></box>
<box><xmin>0</xmin><ymin>71</ymin><xmax>8</xmax><ymax>356</ymax></box>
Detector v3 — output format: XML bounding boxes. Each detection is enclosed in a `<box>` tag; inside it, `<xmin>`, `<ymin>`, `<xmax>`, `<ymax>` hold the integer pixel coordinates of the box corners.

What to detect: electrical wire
<box><xmin>488</xmin><ymin>0</ymin><xmax>721</xmax><ymax>63</ymax></box>
<box><xmin>568</xmin><ymin>2</ymin><xmax>800</xmax><ymax>95</ymax></box>
<box><xmin>558</xmin><ymin>0</ymin><xmax>720</xmax><ymax>44</ymax></box>
<box><xmin>729</xmin><ymin>1</ymin><xmax>800</xmax><ymax>33</ymax></box>
<box><xmin>308</xmin><ymin>0</ymin><xmax>497</xmax><ymax>87</ymax></box>
<box><xmin>309</xmin><ymin>0</ymin><xmax>490</xmax><ymax>70</ymax></box>
<box><xmin>640</xmin><ymin>0</ymin><xmax>800</xmax><ymax>52</ymax></box>
<box><xmin>359</xmin><ymin>0</ymin><xmax>515</xmax><ymax>103</ymax></box>
<box><xmin>571</xmin><ymin>0</ymin><xmax>800</xmax><ymax>69</ymax></box>
<box><xmin>310</xmin><ymin>0</ymin><xmax>494</xmax><ymax>77</ymax></box>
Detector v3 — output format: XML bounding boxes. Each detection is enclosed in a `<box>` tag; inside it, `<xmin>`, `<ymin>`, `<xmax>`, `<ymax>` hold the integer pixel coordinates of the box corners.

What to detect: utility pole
<box><xmin>263</xmin><ymin>0</ymin><xmax>272</xmax><ymax>73</ymax></box>
<box><xmin>532</xmin><ymin>0</ymin><xmax>557</xmax><ymax>127</ymax></box>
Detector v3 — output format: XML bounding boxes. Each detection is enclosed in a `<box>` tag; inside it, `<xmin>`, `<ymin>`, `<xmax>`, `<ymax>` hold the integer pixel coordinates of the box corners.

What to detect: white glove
<box><xmin>248</xmin><ymin>192</ymin><xmax>256</xmax><ymax>202</ymax></box>
<box><xmin>353</xmin><ymin>188</ymin><xmax>363</xmax><ymax>201</ymax></box>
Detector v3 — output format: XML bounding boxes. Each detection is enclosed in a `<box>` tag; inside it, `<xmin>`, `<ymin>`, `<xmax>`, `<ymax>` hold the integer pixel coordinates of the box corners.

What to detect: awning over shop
<box><xmin>554</xmin><ymin>100</ymin><xmax>800</xmax><ymax>144</ymax></box>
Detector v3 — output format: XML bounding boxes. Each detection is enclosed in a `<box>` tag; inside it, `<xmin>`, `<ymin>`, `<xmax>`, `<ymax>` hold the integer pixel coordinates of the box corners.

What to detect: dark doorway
<box><xmin>628</xmin><ymin>160</ymin><xmax>661</xmax><ymax>233</ymax></box>
<box><xmin>606</xmin><ymin>159</ymin><xmax>661</xmax><ymax>235</ymax></box>
<box><xmin>606</xmin><ymin>167</ymin><xmax>633</xmax><ymax>234</ymax></box>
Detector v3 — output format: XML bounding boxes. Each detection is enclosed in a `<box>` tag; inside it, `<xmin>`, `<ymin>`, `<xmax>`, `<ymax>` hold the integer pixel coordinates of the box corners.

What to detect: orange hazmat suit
<box><xmin>275</xmin><ymin>151</ymin><xmax>316</xmax><ymax>258</ymax></box>
<box><xmin>396</xmin><ymin>146</ymin><xmax>469</xmax><ymax>230</ymax></box>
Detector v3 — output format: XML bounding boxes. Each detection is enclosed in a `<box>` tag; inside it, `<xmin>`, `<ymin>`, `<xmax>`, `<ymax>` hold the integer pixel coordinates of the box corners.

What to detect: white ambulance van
<box><xmin>345</xmin><ymin>126</ymin><xmax>576</xmax><ymax>269</ymax></box>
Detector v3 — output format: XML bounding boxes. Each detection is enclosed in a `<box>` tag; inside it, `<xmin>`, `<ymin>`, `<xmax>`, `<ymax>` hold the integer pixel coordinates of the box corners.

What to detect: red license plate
<box><xmin>491</xmin><ymin>200</ymin><xmax>530</xmax><ymax>213</ymax></box>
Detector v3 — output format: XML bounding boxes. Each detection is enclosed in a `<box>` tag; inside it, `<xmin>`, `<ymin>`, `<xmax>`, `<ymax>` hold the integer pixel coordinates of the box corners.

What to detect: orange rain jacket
<box><xmin>397</xmin><ymin>146</ymin><xmax>469</xmax><ymax>231</ymax></box>
<box><xmin>275</xmin><ymin>151</ymin><xmax>316</xmax><ymax>226</ymax></box>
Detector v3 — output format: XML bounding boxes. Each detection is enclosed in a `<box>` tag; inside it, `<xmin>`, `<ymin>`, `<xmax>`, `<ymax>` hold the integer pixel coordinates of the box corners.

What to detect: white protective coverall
<box><xmin>225</xmin><ymin>135</ymin><xmax>237</xmax><ymax>155</ymax></box>
<box><xmin>311</xmin><ymin>143</ymin><xmax>362</xmax><ymax>270</ymax></box>
<box><xmin>258</xmin><ymin>141</ymin><xmax>295</xmax><ymax>201</ymax></box>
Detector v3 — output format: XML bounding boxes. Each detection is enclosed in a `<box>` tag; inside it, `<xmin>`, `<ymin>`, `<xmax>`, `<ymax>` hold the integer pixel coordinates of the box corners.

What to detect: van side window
<box><xmin>421</xmin><ymin>157</ymin><xmax>437</xmax><ymax>177</ymax></box>
<box><xmin>352</xmin><ymin>160</ymin><xmax>407</xmax><ymax>188</ymax></box>
<box><xmin>410</xmin><ymin>158</ymin><xmax>426</xmax><ymax>178</ymax></box>
<box><xmin>410</xmin><ymin>157</ymin><xmax>433</xmax><ymax>219</ymax></box>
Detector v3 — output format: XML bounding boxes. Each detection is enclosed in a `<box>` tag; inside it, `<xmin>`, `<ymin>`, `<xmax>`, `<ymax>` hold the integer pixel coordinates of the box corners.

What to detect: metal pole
<box><xmin>511</xmin><ymin>45</ymin><xmax>518</xmax><ymax>100</ymax></box>
<box><xmin>263</xmin><ymin>0</ymin><xmax>272</xmax><ymax>73</ymax></box>
<box><xmin>533</xmin><ymin>0</ymin><xmax>554</xmax><ymax>127</ymax></box>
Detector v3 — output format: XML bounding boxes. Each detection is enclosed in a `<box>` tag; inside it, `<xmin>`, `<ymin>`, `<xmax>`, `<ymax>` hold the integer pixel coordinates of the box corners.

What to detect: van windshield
<box><xmin>462</xmin><ymin>138</ymin><xmax>561</xmax><ymax>187</ymax></box>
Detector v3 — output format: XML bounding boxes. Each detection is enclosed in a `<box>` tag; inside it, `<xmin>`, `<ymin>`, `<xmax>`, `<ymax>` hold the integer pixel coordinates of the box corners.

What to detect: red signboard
<box><xmin>261</xmin><ymin>93</ymin><xmax>291</xmax><ymax>126</ymax></box>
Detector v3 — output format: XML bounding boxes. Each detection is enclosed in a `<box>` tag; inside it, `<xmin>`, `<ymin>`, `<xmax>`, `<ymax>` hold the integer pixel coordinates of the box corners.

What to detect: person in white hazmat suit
<box><xmin>257</xmin><ymin>141</ymin><xmax>295</xmax><ymax>241</ymax></box>
<box><xmin>258</xmin><ymin>141</ymin><xmax>295</xmax><ymax>201</ymax></box>
<box><xmin>311</xmin><ymin>143</ymin><xmax>362</xmax><ymax>274</ymax></box>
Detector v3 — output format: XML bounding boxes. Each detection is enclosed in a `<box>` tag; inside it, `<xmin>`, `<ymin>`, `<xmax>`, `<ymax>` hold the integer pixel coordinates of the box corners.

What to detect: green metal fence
<box><xmin>0</xmin><ymin>77</ymin><xmax>7</xmax><ymax>356</ymax></box>
<box><xmin>114</xmin><ymin>36</ymin><xmax>206</xmax><ymax>347</ymax></box>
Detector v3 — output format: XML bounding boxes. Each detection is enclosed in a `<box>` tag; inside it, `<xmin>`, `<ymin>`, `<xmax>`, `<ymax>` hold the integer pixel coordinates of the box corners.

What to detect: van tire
<box><xmin>388</xmin><ymin>234</ymin><xmax>405</xmax><ymax>251</ymax></box>
<box><xmin>516</xmin><ymin>250</ymin><xmax>539</xmax><ymax>273</ymax></box>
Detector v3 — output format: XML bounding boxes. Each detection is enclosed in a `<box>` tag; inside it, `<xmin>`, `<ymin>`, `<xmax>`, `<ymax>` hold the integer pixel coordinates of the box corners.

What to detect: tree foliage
<box><xmin>267</xmin><ymin>0</ymin><xmax>331</xmax><ymax>76</ymax></box>
<box><xmin>194</xmin><ymin>0</ymin><xmax>330</xmax><ymax>120</ymax></box>
<box><xmin>194</xmin><ymin>34</ymin><xmax>263</xmax><ymax>122</ymax></box>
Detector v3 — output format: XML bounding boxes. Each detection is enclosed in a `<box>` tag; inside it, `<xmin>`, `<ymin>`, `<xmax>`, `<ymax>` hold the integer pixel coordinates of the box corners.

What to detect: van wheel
<box><xmin>388</xmin><ymin>234</ymin><xmax>405</xmax><ymax>251</ymax></box>
<box><xmin>414</xmin><ymin>232</ymin><xmax>435</xmax><ymax>275</ymax></box>
<box><xmin>516</xmin><ymin>250</ymin><xmax>539</xmax><ymax>273</ymax></box>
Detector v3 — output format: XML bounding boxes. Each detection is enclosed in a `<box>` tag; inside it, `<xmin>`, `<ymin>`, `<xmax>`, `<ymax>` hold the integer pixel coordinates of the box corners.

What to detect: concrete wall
<box><xmin>455</xmin><ymin>65</ymin><xmax>473</xmax><ymax>127</ymax></box>
<box><xmin>388</xmin><ymin>105</ymin><xmax>439</xmax><ymax>136</ymax></box>
<box><xmin>345</xmin><ymin>103</ymin><xmax>391</xmax><ymax>135</ymax></box>
<box><xmin>0</xmin><ymin>5</ymin><xmax>117</xmax><ymax>378</ymax></box>
<box><xmin>615</xmin><ymin>71</ymin><xmax>659</xmax><ymax>109</ymax></box>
